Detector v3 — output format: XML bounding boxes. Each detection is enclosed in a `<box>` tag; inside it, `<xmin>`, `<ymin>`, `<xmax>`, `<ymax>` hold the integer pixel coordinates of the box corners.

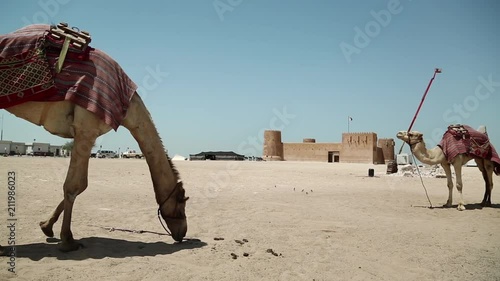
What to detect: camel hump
<box><xmin>477</xmin><ymin>125</ymin><xmax>487</xmax><ymax>134</ymax></box>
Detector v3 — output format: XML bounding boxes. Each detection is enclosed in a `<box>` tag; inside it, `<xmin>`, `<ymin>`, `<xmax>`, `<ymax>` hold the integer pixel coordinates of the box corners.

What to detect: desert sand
<box><xmin>0</xmin><ymin>157</ymin><xmax>499</xmax><ymax>281</ymax></box>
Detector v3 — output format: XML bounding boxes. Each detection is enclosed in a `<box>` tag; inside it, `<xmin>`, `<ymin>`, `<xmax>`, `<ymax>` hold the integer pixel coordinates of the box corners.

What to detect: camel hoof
<box><xmin>442</xmin><ymin>203</ymin><xmax>452</xmax><ymax>208</ymax></box>
<box><xmin>457</xmin><ymin>205</ymin><xmax>466</xmax><ymax>211</ymax></box>
<box><xmin>481</xmin><ymin>201</ymin><xmax>492</xmax><ymax>207</ymax></box>
<box><xmin>39</xmin><ymin>221</ymin><xmax>54</xmax><ymax>238</ymax></box>
<box><xmin>59</xmin><ymin>241</ymin><xmax>84</xmax><ymax>252</ymax></box>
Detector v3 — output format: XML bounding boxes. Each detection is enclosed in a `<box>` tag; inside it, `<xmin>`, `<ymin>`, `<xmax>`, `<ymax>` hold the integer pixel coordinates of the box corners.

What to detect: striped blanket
<box><xmin>0</xmin><ymin>24</ymin><xmax>137</xmax><ymax>130</ymax></box>
<box><xmin>438</xmin><ymin>125</ymin><xmax>500</xmax><ymax>173</ymax></box>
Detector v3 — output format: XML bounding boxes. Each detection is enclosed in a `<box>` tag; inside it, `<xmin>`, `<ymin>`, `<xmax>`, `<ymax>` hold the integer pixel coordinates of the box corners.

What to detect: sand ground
<box><xmin>0</xmin><ymin>157</ymin><xmax>499</xmax><ymax>281</ymax></box>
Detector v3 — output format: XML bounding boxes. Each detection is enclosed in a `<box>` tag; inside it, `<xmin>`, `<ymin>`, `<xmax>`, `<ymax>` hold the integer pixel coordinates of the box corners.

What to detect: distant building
<box><xmin>0</xmin><ymin>140</ymin><xmax>10</xmax><ymax>155</ymax></box>
<box><xmin>33</xmin><ymin>142</ymin><xmax>50</xmax><ymax>155</ymax></box>
<box><xmin>49</xmin><ymin>145</ymin><xmax>63</xmax><ymax>156</ymax></box>
<box><xmin>263</xmin><ymin>130</ymin><xmax>395</xmax><ymax>164</ymax></box>
<box><xmin>1</xmin><ymin>140</ymin><xmax>63</xmax><ymax>156</ymax></box>
<box><xmin>0</xmin><ymin>140</ymin><xmax>27</xmax><ymax>155</ymax></box>
<box><xmin>11</xmin><ymin>142</ymin><xmax>26</xmax><ymax>155</ymax></box>
<box><xmin>190</xmin><ymin>151</ymin><xmax>245</xmax><ymax>161</ymax></box>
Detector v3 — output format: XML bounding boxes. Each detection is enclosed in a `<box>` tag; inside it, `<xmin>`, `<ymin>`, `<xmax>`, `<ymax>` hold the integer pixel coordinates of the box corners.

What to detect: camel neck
<box><xmin>122</xmin><ymin>96</ymin><xmax>178</xmax><ymax>205</ymax></box>
<box><xmin>411</xmin><ymin>141</ymin><xmax>442</xmax><ymax>165</ymax></box>
<box><xmin>143</xmin><ymin>141</ymin><xmax>178</xmax><ymax>204</ymax></box>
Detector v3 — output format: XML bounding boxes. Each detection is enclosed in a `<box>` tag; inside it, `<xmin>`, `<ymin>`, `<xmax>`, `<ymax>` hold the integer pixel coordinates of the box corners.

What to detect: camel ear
<box><xmin>183</xmin><ymin>196</ymin><xmax>190</xmax><ymax>202</ymax></box>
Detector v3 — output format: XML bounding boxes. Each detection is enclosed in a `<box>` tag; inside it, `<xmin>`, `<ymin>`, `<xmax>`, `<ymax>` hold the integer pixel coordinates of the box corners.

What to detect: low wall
<box><xmin>283</xmin><ymin>143</ymin><xmax>341</xmax><ymax>162</ymax></box>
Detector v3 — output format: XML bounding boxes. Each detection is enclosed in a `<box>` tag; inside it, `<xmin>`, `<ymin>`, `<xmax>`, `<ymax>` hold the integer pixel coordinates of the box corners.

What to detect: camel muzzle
<box><xmin>396</xmin><ymin>131</ymin><xmax>408</xmax><ymax>141</ymax></box>
<box><xmin>166</xmin><ymin>218</ymin><xmax>187</xmax><ymax>242</ymax></box>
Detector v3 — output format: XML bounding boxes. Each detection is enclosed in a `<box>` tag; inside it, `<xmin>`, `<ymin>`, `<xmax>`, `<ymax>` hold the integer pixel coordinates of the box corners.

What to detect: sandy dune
<box><xmin>0</xmin><ymin>157</ymin><xmax>499</xmax><ymax>281</ymax></box>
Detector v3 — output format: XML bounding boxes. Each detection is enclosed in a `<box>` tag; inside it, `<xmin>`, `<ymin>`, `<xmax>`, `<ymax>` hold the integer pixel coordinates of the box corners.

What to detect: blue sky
<box><xmin>1</xmin><ymin>0</ymin><xmax>499</xmax><ymax>157</ymax></box>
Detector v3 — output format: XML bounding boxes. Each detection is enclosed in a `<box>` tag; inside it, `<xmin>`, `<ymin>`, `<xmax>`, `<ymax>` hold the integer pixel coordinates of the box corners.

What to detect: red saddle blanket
<box><xmin>0</xmin><ymin>24</ymin><xmax>137</xmax><ymax>130</ymax></box>
<box><xmin>438</xmin><ymin>125</ymin><xmax>500</xmax><ymax>167</ymax></box>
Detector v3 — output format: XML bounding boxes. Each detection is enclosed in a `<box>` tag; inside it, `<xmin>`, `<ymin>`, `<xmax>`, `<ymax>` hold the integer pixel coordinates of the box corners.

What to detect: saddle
<box><xmin>0</xmin><ymin>23</ymin><xmax>92</xmax><ymax>108</ymax></box>
<box><xmin>45</xmin><ymin>22</ymin><xmax>92</xmax><ymax>73</ymax></box>
<box><xmin>447</xmin><ymin>124</ymin><xmax>470</xmax><ymax>139</ymax></box>
<box><xmin>446</xmin><ymin>124</ymin><xmax>491</xmax><ymax>159</ymax></box>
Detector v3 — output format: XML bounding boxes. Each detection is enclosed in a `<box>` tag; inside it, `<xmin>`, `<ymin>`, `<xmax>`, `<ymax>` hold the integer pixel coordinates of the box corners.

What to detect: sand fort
<box><xmin>263</xmin><ymin>130</ymin><xmax>395</xmax><ymax>164</ymax></box>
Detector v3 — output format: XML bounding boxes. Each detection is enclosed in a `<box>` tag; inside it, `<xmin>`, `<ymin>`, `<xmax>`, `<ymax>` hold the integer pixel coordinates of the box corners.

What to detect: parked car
<box><xmin>122</xmin><ymin>150</ymin><xmax>143</xmax><ymax>158</ymax></box>
<box><xmin>96</xmin><ymin>150</ymin><xmax>116</xmax><ymax>158</ymax></box>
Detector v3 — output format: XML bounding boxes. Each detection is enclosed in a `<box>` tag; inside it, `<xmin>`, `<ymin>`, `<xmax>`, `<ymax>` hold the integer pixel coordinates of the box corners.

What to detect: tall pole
<box><xmin>397</xmin><ymin>68</ymin><xmax>442</xmax><ymax>155</ymax></box>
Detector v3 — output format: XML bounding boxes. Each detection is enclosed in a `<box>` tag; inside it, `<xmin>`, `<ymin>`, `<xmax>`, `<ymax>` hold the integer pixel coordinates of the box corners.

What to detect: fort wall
<box><xmin>340</xmin><ymin>132</ymin><xmax>377</xmax><ymax>163</ymax></box>
<box><xmin>263</xmin><ymin>130</ymin><xmax>390</xmax><ymax>164</ymax></box>
<box><xmin>283</xmin><ymin>143</ymin><xmax>341</xmax><ymax>162</ymax></box>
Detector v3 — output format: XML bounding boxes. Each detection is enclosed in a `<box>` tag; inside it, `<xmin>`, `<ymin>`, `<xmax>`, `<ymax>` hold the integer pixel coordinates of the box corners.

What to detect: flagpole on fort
<box><xmin>347</xmin><ymin>116</ymin><xmax>352</xmax><ymax>133</ymax></box>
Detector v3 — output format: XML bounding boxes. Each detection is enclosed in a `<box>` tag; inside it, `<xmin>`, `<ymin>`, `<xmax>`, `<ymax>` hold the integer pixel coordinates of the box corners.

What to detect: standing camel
<box><xmin>1</xmin><ymin>24</ymin><xmax>188</xmax><ymax>252</ymax></box>
<box><xmin>397</xmin><ymin>125</ymin><xmax>500</xmax><ymax>211</ymax></box>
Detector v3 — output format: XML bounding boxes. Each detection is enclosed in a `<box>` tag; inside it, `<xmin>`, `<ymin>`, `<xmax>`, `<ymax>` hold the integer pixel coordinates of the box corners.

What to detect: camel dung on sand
<box><xmin>396</xmin><ymin>124</ymin><xmax>500</xmax><ymax>211</ymax></box>
<box><xmin>0</xmin><ymin>24</ymin><xmax>189</xmax><ymax>253</ymax></box>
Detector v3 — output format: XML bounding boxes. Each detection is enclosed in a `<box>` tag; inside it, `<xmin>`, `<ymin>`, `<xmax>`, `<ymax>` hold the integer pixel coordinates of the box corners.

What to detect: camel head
<box><xmin>160</xmin><ymin>181</ymin><xmax>189</xmax><ymax>242</ymax></box>
<box><xmin>396</xmin><ymin>130</ymin><xmax>424</xmax><ymax>146</ymax></box>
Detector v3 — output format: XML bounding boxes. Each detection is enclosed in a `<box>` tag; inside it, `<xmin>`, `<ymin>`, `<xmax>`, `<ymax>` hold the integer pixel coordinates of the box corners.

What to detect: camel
<box><xmin>0</xmin><ymin>24</ymin><xmax>189</xmax><ymax>253</ymax></box>
<box><xmin>0</xmin><ymin>94</ymin><xmax>189</xmax><ymax>252</ymax></box>
<box><xmin>396</xmin><ymin>127</ymin><xmax>499</xmax><ymax>211</ymax></box>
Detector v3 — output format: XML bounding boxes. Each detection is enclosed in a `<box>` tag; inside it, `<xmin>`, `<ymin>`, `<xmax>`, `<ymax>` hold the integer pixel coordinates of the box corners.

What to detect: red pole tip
<box><xmin>435</xmin><ymin>68</ymin><xmax>442</xmax><ymax>73</ymax></box>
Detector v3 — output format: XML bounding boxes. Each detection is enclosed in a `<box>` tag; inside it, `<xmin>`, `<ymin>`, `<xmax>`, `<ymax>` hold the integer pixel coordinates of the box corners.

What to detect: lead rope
<box><xmin>156</xmin><ymin>182</ymin><xmax>181</xmax><ymax>236</ymax></box>
<box><xmin>157</xmin><ymin>208</ymin><xmax>172</xmax><ymax>236</ymax></box>
<box><xmin>410</xmin><ymin>153</ymin><xmax>434</xmax><ymax>208</ymax></box>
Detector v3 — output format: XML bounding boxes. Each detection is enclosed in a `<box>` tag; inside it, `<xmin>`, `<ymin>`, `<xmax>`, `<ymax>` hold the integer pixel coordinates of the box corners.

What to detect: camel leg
<box><xmin>50</xmin><ymin>105</ymin><xmax>101</xmax><ymax>251</ymax></box>
<box><xmin>39</xmin><ymin>200</ymin><xmax>64</xmax><ymax>237</ymax></box>
<box><xmin>481</xmin><ymin>171</ymin><xmax>491</xmax><ymax>207</ymax></box>
<box><xmin>486</xmin><ymin>166</ymin><xmax>495</xmax><ymax>207</ymax></box>
<box><xmin>441</xmin><ymin>162</ymin><xmax>454</xmax><ymax>208</ymax></box>
<box><xmin>476</xmin><ymin>159</ymin><xmax>488</xmax><ymax>206</ymax></box>
<box><xmin>58</xmin><ymin>127</ymin><xmax>98</xmax><ymax>252</ymax></box>
<box><xmin>486</xmin><ymin>162</ymin><xmax>494</xmax><ymax>206</ymax></box>
<box><xmin>453</xmin><ymin>162</ymin><xmax>466</xmax><ymax>211</ymax></box>
<box><xmin>478</xmin><ymin>160</ymin><xmax>494</xmax><ymax>207</ymax></box>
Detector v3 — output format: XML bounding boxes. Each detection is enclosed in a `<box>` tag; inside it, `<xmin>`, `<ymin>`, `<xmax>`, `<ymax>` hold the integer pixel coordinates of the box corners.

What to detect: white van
<box><xmin>96</xmin><ymin>150</ymin><xmax>116</xmax><ymax>158</ymax></box>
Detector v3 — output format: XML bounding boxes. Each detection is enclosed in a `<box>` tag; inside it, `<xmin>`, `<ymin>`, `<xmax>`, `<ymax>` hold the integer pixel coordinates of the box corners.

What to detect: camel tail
<box><xmin>495</xmin><ymin>164</ymin><xmax>500</xmax><ymax>176</ymax></box>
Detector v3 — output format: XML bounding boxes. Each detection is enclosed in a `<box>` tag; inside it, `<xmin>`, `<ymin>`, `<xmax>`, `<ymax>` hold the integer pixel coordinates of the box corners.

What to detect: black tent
<box><xmin>189</xmin><ymin>151</ymin><xmax>245</xmax><ymax>161</ymax></box>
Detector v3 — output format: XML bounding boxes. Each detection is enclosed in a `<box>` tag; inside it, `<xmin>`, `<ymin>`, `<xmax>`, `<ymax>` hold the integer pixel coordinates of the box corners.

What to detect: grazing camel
<box><xmin>397</xmin><ymin>125</ymin><xmax>500</xmax><ymax>211</ymax></box>
<box><xmin>0</xmin><ymin>24</ymin><xmax>188</xmax><ymax>252</ymax></box>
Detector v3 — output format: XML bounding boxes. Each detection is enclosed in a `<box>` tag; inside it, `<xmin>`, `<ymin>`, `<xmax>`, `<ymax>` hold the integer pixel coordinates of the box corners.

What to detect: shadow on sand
<box><xmin>413</xmin><ymin>203</ymin><xmax>500</xmax><ymax>210</ymax></box>
<box><xmin>2</xmin><ymin>236</ymin><xmax>206</xmax><ymax>261</ymax></box>
<box><xmin>463</xmin><ymin>203</ymin><xmax>500</xmax><ymax>210</ymax></box>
